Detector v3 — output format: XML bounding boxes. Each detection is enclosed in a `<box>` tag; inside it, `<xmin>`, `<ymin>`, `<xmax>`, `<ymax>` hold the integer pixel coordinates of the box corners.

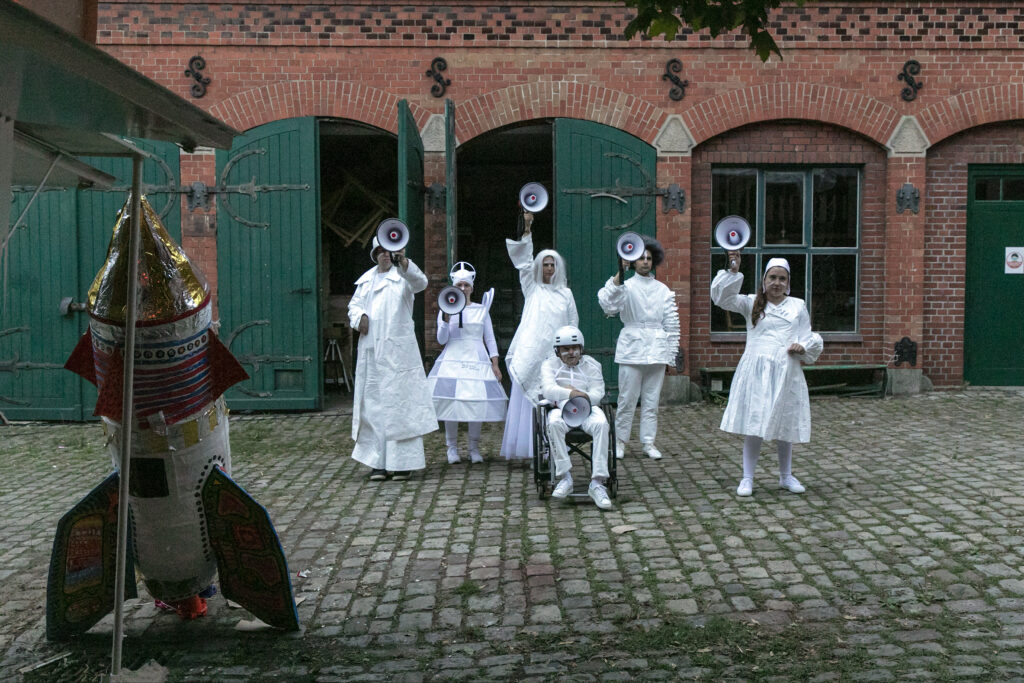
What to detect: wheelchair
<box><xmin>531</xmin><ymin>399</ymin><xmax>618</xmax><ymax>501</ymax></box>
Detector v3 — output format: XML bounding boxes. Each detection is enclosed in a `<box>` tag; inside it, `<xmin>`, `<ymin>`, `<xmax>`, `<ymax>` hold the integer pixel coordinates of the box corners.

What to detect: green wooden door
<box><xmin>1</xmin><ymin>141</ymin><xmax>181</xmax><ymax>421</ymax></box>
<box><xmin>553</xmin><ymin>120</ymin><xmax>657</xmax><ymax>396</ymax></box>
<box><xmin>965</xmin><ymin>166</ymin><xmax>1024</xmax><ymax>385</ymax></box>
<box><xmin>398</xmin><ymin>100</ymin><xmax>426</xmax><ymax>351</ymax></box>
<box><xmin>216</xmin><ymin>117</ymin><xmax>321</xmax><ymax>410</ymax></box>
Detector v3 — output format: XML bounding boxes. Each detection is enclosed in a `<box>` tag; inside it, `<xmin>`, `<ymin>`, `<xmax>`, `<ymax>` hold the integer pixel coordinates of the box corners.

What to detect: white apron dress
<box><xmin>710</xmin><ymin>270</ymin><xmax>823</xmax><ymax>444</ymax></box>
<box><xmin>427</xmin><ymin>301</ymin><xmax>507</xmax><ymax>422</ymax></box>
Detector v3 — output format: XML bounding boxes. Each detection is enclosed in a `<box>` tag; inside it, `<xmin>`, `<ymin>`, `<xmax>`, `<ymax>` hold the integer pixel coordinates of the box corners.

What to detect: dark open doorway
<box><xmin>455</xmin><ymin>121</ymin><xmax>554</xmax><ymax>372</ymax></box>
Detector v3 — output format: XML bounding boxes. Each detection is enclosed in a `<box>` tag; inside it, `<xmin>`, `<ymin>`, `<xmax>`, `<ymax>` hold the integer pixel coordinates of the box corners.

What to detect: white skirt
<box><xmin>428</xmin><ymin>337</ymin><xmax>507</xmax><ymax>422</ymax></box>
<box><xmin>499</xmin><ymin>379</ymin><xmax>533</xmax><ymax>460</ymax></box>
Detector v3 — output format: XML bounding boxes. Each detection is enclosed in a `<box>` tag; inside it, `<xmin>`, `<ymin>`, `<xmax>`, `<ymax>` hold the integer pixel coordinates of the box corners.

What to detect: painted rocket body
<box><xmin>48</xmin><ymin>196</ymin><xmax>297</xmax><ymax>638</ymax></box>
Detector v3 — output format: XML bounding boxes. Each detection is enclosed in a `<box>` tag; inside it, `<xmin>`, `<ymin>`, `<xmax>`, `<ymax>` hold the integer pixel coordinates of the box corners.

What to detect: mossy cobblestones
<box><xmin>2</xmin><ymin>390</ymin><xmax>1023</xmax><ymax>680</ymax></box>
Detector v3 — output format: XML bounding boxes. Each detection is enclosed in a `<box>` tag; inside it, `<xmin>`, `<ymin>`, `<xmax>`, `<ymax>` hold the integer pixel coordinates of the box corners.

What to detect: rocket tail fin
<box><xmin>207</xmin><ymin>331</ymin><xmax>250</xmax><ymax>400</ymax></box>
<box><xmin>46</xmin><ymin>473</ymin><xmax>138</xmax><ymax>641</ymax></box>
<box><xmin>202</xmin><ymin>468</ymin><xmax>299</xmax><ymax>631</ymax></box>
<box><xmin>64</xmin><ymin>330</ymin><xmax>97</xmax><ymax>386</ymax></box>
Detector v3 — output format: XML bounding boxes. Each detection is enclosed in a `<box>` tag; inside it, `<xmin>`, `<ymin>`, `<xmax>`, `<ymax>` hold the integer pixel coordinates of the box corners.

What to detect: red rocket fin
<box><xmin>64</xmin><ymin>330</ymin><xmax>97</xmax><ymax>386</ymax></box>
<box><xmin>93</xmin><ymin>348</ymin><xmax>124</xmax><ymax>420</ymax></box>
<box><xmin>207</xmin><ymin>331</ymin><xmax>250</xmax><ymax>400</ymax></box>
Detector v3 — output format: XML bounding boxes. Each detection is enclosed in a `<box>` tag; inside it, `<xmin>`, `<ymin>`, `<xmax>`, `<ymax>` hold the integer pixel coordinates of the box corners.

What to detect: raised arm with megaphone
<box><xmin>713</xmin><ymin>215</ymin><xmax>751</xmax><ymax>270</ymax></box>
<box><xmin>376</xmin><ymin>218</ymin><xmax>410</xmax><ymax>266</ymax></box>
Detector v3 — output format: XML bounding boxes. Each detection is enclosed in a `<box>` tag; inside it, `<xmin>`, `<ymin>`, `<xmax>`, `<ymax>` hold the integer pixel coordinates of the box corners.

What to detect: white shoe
<box><xmin>446</xmin><ymin>447</ymin><xmax>461</xmax><ymax>464</ymax></box>
<box><xmin>736</xmin><ymin>477</ymin><xmax>753</xmax><ymax>497</ymax></box>
<box><xmin>643</xmin><ymin>443</ymin><xmax>662</xmax><ymax>459</ymax></box>
<box><xmin>551</xmin><ymin>475</ymin><xmax>573</xmax><ymax>499</ymax></box>
<box><xmin>589</xmin><ymin>481</ymin><xmax>612</xmax><ymax>510</ymax></box>
<box><xmin>469</xmin><ymin>448</ymin><xmax>483</xmax><ymax>464</ymax></box>
<box><xmin>779</xmin><ymin>475</ymin><xmax>806</xmax><ymax>494</ymax></box>
<box><xmin>615</xmin><ymin>440</ymin><xmax>626</xmax><ymax>460</ymax></box>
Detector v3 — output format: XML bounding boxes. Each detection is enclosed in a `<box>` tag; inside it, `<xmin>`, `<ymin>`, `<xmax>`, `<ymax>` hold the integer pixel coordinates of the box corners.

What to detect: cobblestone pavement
<box><xmin>2</xmin><ymin>390</ymin><xmax>1024</xmax><ymax>681</ymax></box>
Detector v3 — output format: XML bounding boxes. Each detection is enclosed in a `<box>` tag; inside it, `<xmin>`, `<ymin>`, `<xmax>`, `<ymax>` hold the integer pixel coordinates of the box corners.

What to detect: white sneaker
<box><xmin>615</xmin><ymin>440</ymin><xmax>626</xmax><ymax>460</ymax></box>
<box><xmin>643</xmin><ymin>443</ymin><xmax>663</xmax><ymax>459</ymax></box>
<box><xmin>779</xmin><ymin>475</ymin><xmax>806</xmax><ymax>494</ymax></box>
<box><xmin>589</xmin><ymin>481</ymin><xmax>612</xmax><ymax>510</ymax></box>
<box><xmin>446</xmin><ymin>447</ymin><xmax>461</xmax><ymax>464</ymax></box>
<box><xmin>551</xmin><ymin>475</ymin><xmax>573</xmax><ymax>499</ymax></box>
<box><xmin>469</xmin><ymin>448</ymin><xmax>483</xmax><ymax>464</ymax></box>
<box><xmin>736</xmin><ymin>477</ymin><xmax>753</xmax><ymax>497</ymax></box>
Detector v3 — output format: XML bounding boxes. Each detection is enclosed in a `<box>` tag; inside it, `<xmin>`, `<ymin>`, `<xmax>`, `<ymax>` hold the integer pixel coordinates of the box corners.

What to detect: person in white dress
<box><xmin>541</xmin><ymin>325</ymin><xmax>612</xmax><ymax>510</ymax></box>
<box><xmin>427</xmin><ymin>261</ymin><xmax>508</xmax><ymax>464</ymax></box>
<box><xmin>597</xmin><ymin>236</ymin><xmax>679</xmax><ymax>460</ymax></box>
<box><xmin>348</xmin><ymin>237</ymin><xmax>438</xmax><ymax>481</ymax></box>
<box><xmin>710</xmin><ymin>252</ymin><xmax>823</xmax><ymax>497</ymax></box>
<box><xmin>500</xmin><ymin>210</ymin><xmax>579</xmax><ymax>460</ymax></box>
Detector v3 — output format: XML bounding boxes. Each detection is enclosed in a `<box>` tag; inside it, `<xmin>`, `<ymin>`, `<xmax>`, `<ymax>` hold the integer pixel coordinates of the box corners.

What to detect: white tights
<box><xmin>742</xmin><ymin>435</ymin><xmax>793</xmax><ymax>479</ymax></box>
<box><xmin>445</xmin><ymin>421</ymin><xmax>482</xmax><ymax>452</ymax></box>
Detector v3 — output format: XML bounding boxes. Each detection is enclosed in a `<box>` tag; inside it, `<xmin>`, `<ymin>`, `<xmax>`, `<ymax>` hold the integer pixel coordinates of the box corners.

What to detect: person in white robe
<box><xmin>348</xmin><ymin>237</ymin><xmax>437</xmax><ymax>480</ymax></box>
<box><xmin>541</xmin><ymin>325</ymin><xmax>612</xmax><ymax>510</ymax></box>
<box><xmin>427</xmin><ymin>261</ymin><xmax>508</xmax><ymax>464</ymax></box>
<box><xmin>500</xmin><ymin>210</ymin><xmax>578</xmax><ymax>460</ymax></box>
<box><xmin>710</xmin><ymin>253</ymin><xmax>823</xmax><ymax>497</ymax></box>
<box><xmin>597</xmin><ymin>236</ymin><xmax>679</xmax><ymax>460</ymax></box>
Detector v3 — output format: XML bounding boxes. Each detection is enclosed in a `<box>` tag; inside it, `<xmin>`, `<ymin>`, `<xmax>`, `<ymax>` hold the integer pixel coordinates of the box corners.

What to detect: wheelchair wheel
<box><xmin>604</xmin><ymin>402</ymin><xmax>618</xmax><ymax>499</ymax></box>
<box><xmin>532</xmin><ymin>404</ymin><xmax>551</xmax><ymax>498</ymax></box>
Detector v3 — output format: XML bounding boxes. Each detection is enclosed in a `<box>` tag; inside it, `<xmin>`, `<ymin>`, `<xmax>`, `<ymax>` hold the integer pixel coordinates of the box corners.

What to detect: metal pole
<box><xmin>111</xmin><ymin>154</ymin><xmax>143</xmax><ymax>676</ymax></box>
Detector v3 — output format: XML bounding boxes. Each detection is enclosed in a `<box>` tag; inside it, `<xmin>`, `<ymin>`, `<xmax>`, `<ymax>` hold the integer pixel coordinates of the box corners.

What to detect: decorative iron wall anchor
<box><xmin>894</xmin><ymin>337</ymin><xmax>917</xmax><ymax>367</ymax></box>
<box><xmin>662</xmin><ymin>59</ymin><xmax>689</xmax><ymax>101</ymax></box>
<box><xmin>426</xmin><ymin>57</ymin><xmax>451</xmax><ymax>98</ymax></box>
<box><xmin>898</xmin><ymin>60</ymin><xmax>922</xmax><ymax>102</ymax></box>
<box><xmin>184</xmin><ymin>56</ymin><xmax>211</xmax><ymax>98</ymax></box>
<box><xmin>896</xmin><ymin>183</ymin><xmax>920</xmax><ymax>214</ymax></box>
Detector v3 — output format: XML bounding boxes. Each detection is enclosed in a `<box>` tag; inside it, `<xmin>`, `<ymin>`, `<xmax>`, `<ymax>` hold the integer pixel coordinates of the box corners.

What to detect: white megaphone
<box><xmin>518</xmin><ymin>182</ymin><xmax>549</xmax><ymax>213</ymax></box>
<box><xmin>376</xmin><ymin>218</ymin><xmax>410</xmax><ymax>252</ymax></box>
<box><xmin>438</xmin><ymin>286</ymin><xmax>467</xmax><ymax>327</ymax></box>
<box><xmin>616</xmin><ymin>231</ymin><xmax>645</xmax><ymax>262</ymax></box>
<box><xmin>561</xmin><ymin>395</ymin><xmax>591</xmax><ymax>429</ymax></box>
<box><xmin>714</xmin><ymin>215</ymin><xmax>751</xmax><ymax>269</ymax></box>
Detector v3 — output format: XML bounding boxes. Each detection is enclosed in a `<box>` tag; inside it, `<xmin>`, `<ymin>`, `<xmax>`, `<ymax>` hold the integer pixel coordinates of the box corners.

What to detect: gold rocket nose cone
<box><xmin>88</xmin><ymin>195</ymin><xmax>209</xmax><ymax>324</ymax></box>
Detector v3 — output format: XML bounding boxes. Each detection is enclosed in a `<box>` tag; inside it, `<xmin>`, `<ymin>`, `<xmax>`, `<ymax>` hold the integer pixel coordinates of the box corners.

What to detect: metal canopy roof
<box><xmin>0</xmin><ymin>0</ymin><xmax>238</xmax><ymax>162</ymax></box>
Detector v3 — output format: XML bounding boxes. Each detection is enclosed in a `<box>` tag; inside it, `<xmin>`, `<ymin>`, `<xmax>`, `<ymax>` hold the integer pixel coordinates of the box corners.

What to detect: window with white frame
<box><xmin>711</xmin><ymin>166</ymin><xmax>861</xmax><ymax>333</ymax></box>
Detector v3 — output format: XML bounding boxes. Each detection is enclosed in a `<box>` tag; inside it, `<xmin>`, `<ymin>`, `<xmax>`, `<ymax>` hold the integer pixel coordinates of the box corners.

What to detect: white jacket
<box><xmin>540</xmin><ymin>355</ymin><xmax>605</xmax><ymax>408</ymax></box>
<box><xmin>597</xmin><ymin>274</ymin><xmax>679</xmax><ymax>366</ymax></box>
<box><xmin>347</xmin><ymin>261</ymin><xmax>437</xmax><ymax>442</ymax></box>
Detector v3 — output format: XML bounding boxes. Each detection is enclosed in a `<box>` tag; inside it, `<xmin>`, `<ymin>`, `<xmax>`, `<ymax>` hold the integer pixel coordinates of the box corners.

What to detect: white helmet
<box><xmin>370</xmin><ymin>236</ymin><xmax>383</xmax><ymax>263</ymax></box>
<box><xmin>553</xmin><ymin>325</ymin><xmax>584</xmax><ymax>348</ymax></box>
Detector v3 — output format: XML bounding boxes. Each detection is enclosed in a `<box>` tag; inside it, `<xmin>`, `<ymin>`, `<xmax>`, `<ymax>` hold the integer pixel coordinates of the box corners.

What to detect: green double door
<box><xmin>215</xmin><ymin>103</ymin><xmax>424</xmax><ymax>410</ymax></box>
<box><xmin>554</xmin><ymin>120</ymin><xmax>658</xmax><ymax>396</ymax></box>
<box><xmin>1</xmin><ymin>142</ymin><xmax>181</xmax><ymax>421</ymax></box>
<box><xmin>965</xmin><ymin>166</ymin><xmax>1024</xmax><ymax>385</ymax></box>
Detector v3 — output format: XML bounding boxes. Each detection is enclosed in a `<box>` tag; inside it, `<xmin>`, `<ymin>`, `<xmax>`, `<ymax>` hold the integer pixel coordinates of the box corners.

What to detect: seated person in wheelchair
<box><xmin>541</xmin><ymin>325</ymin><xmax>613</xmax><ymax>510</ymax></box>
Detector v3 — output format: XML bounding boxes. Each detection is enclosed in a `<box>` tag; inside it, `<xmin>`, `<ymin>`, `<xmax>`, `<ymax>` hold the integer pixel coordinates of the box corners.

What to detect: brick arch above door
<box><xmin>455</xmin><ymin>82</ymin><xmax>667</xmax><ymax>145</ymax></box>
<box><xmin>680</xmin><ymin>82</ymin><xmax>901</xmax><ymax>149</ymax></box>
<box><xmin>207</xmin><ymin>80</ymin><xmax>433</xmax><ymax>133</ymax></box>
<box><xmin>918</xmin><ymin>83</ymin><xmax>1024</xmax><ymax>148</ymax></box>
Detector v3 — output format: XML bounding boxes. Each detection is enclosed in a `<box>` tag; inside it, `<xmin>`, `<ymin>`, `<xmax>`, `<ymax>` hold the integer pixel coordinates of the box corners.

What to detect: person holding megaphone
<box><xmin>426</xmin><ymin>261</ymin><xmax>507</xmax><ymax>464</ymax></box>
<box><xmin>541</xmin><ymin>325</ymin><xmax>613</xmax><ymax>510</ymax></box>
<box><xmin>347</xmin><ymin>225</ymin><xmax>437</xmax><ymax>482</ymax></box>
<box><xmin>501</xmin><ymin>203</ymin><xmax>579</xmax><ymax>461</ymax></box>
<box><xmin>711</xmin><ymin>249</ymin><xmax>823</xmax><ymax>498</ymax></box>
<box><xmin>598</xmin><ymin>233</ymin><xmax>680</xmax><ymax>460</ymax></box>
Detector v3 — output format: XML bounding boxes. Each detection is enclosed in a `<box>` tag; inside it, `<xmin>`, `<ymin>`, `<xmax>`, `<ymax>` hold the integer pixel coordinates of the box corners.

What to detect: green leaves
<box><xmin>623</xmin><ymin>0</ymin><xmax>807</xmax><ymax>61</ymax></box>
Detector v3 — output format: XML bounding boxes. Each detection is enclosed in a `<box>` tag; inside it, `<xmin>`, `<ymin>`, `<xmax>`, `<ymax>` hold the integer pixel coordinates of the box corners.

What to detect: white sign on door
<box><xmin>1007</xmin><ymin>247</ymin><xmax>1024</xmax><ymax>275</ymax></box>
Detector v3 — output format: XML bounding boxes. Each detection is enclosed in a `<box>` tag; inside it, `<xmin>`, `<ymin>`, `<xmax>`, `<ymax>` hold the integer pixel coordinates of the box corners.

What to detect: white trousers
<box><xmin>615</xmin><ymin>363</ymin><xmax>666</xmax><ymax>444</ymax></box>
<box><xmin>445</xmin><ymin>421</ymin><xmax>482</xmax><ymax>449</ymax></box>
<box><xmin>547</xmin><ymin>407</ymin><xmax>609</xmax><ymax>481</ymax></box>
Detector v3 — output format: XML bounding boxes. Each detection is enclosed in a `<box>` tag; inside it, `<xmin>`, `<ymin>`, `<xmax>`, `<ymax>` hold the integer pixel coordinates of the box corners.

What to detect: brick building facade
<box><xmin>88</xmin><ymin>1</ymin><xmax>1024</xmax><ymax>404</ymax></box>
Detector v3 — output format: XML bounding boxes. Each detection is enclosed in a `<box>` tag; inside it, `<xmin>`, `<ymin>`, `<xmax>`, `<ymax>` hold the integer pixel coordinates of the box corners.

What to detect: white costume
<box><xmin>348</xmin><ymin>256</ymin><xmax>437</xmax><ymax>472</ymax></box>
<box><xmin>427</xmin><ymin>262</ymin><xmax>508</xmax><ymax>463</ymax></box>
<box><xmin>541</xmin><ymin>355</ymin><xmax>609</xmax><ymax>481</ymax></box>
<box><xmin>500</xmin><ymin>234</ymin><xmax>578</xmax><ymax>460</ymax></box>
<box><xmin>710</xmin><ymin>269</ymin><xmax>823</xmax><ymax>443</ymax></box>
<box><xmin>597</xmin><ymin>272</ymin><xmax>679</xmax><ymax>450</ymax></box>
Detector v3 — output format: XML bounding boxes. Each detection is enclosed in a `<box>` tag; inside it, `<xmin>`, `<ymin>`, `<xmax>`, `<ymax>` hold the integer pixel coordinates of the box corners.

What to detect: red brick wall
<box><xmin>91</xmin><ymin>1</ymin><xmax>1024</xmax><ymax>387</ymax></box>
<box><xmin>925</xmin><ymin>123</ymin><xmax>1024</xmax><ymax>386</ymax></box>
<box><xmin>690</xmin><ymin>121</ymin><xmax>888</xmax><ymax>371</ymax></box>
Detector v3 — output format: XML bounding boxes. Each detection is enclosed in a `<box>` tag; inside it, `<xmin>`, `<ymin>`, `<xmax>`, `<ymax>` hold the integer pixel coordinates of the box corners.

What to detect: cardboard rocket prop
<box><xmin>47</xmin><ymin>196</ymin><xmax>299</xmax><ymax>639</ymax></box>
